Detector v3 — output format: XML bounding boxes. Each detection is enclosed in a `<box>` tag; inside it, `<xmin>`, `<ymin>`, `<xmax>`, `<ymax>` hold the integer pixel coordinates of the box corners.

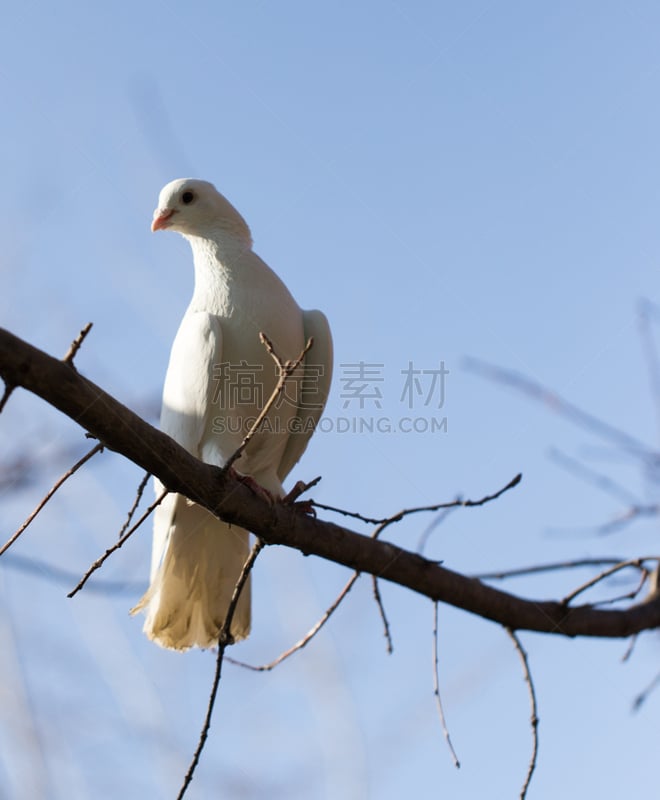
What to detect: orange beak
<box><xmin>151</xmin><ymin>208</ymin><xmax>176</xmax><ymax>232</ymax></box>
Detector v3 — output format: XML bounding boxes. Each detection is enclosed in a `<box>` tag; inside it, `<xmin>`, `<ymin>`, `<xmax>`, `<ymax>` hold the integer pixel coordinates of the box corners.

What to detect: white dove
<box><xmin>132</xmin><ymin>178</ymin><xmax>333</xmax><ymax>651</ymax></box>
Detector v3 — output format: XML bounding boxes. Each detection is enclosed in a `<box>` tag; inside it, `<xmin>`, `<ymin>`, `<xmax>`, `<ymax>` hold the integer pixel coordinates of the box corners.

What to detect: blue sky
<box><xmin>1</xmin><ymin>2</ymin><xmax>660</xmax><ymax>798</ymax></box>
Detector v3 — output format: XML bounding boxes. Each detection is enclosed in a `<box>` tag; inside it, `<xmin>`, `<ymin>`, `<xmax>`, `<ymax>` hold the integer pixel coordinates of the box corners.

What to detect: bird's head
<box><xmin>151</xmin><ymin>178</ymin><xmax>252</xmax><ymax>245</ymax></box>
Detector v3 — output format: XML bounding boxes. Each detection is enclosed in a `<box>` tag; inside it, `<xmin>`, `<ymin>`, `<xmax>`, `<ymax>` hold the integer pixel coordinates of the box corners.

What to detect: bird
<box><xmin>131</xmin><ymin>178</ymin><xmax>333</xmax><ymax>651</ymax></box>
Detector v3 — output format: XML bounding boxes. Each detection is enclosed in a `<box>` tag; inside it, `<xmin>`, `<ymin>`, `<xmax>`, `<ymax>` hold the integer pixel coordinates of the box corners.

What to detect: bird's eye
<box><xmin>181</xmin><ymin>191</ymin><xmax>195</xmax><ymax>205</ymax></box>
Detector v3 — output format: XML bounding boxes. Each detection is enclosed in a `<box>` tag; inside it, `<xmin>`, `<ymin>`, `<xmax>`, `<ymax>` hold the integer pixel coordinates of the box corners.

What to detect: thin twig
<box><xmin>505</xmin><ymin>629</ymin><xmax>538</xmax><ymax>800</ymax></box>
<box><xmin>632</xmin><ymin>669</ymin><xmax>660</xmax><ymax>712</ymax></box>
<box><xmin>233</xmin><ymin>475</ymin><xmax>522</xmax><ymax>673</ymax></box>
<box><xmin>475</xmin><ymin>557</ymin><xmax>636</xmax><ymax>581</ymax></box>
<box><xmin>223</xmin><ymin>334</ymin><xmax>313</xmax><ymax>473</ymax></box>
<box><xmin>0</xmin><ymin>382</ymin><xmax>14</xmax><ymax>414</ymax></box>
<box><xmin>465</xmin><ymin>357</ymin><xmax>653</xmax><ymax>460</ymax></box>
<box><xmin>228</xmin><ymin>571</ymin><xmax>360</xmax><ymax>672</ymax></box>
<box><xmin>241</xmin><ymin>455</ymin><xmax>454</xmax><ymax>675</ymax></box>
<box><xmin>621</xmin><ymin>634</ymin><xmax>639</xmax><ymax>663</ymax></box>
<box><xmin>0</xmin><ymin>441</ymin><xmax>111</xmax><ymax>492</ymax></box>
<box><xmin>313</xmin><ymin>472</ymin><xmax>522</xmax><ymax>527</ymax></box>
<box><xmin>432</xmin><ymin>602</ymin><xmax>460</xmax><ymax>768</ymax></box>
<box><xmin>548</xmin><ymin>448</ymin><xmax>642</xmax><ymax>507</ymax></box>
<box><xmin>177</xmin><ymin>538</ymin><xmax>265</xmax><ymax>800</ymax></box>
<box><xmin>595</xmin><ymin>504</ymin><xmax>660</xmax><ymax>536</ymax></box>
<box><xmin>0</xmin><ymin>552</ymin><xmax>144</xmax><ymax>594</ymax></box>
<box><xmin>63</xmin><ymin>322</ymin><xmax>93</xmax><ymax>366</ymax></box>
<box><xmin>309</xmin><ymin>502</ymin><xmax>388</xmax><ymax>525</ymax></box>
<box><xmin>7</xmin><ymin>325</ymin><xmax>660</xmax><ymax>638</ymax></box>
<box><xmin>561</xmin><ymin>558</ymin><xmax>659</xmax><ymax>607</ymax></box>
<box><xmin>233</xmin><ymin>495</ymin><xmax>408</xmax><ymax>674</ymax></box>
<box><xmin>590</xmin><ymin>567</ymin><xmax>650</xmax><ymax>607</ymax></box>
<box><xmin>68</xmin><ymin>488</ymin><xmax>168</xmax><ymax>597</ymax></box>
<box><xmin>221</xmin><ymin>538</ymin><xmax>265</xmax><ymax>643</ymax></box>
<box><xmin>417</xmin><ymin>506</ymin><xmax>458</xmax><ymax>554</ymax></box>
<box><xmin>0</xmin><ymin>443</ymin><xmax>104</xmax><ymax>558</ymax></box>
<box><xmin>372</xmin><ymin>576</ymin><xmax>393</xmax><ymax>654</ymax></box>
<box><xmin>239</xmin><ymin>510</ymin><xmax>397</xmax><ymax>669</ymax></box>
<box><xmin>283</xmin><ymin>475</ymin><xmax>322</xmax><ymax>504</ymax></box>
<box><xmin>549</xmin><ymin>446</ymin><xmax>660</xmax><ymax>536</ymax></box>
<box><xmin>117</xmin><ymin>471</ymin><xmax>151</xmax><ymax>539</ymax></box>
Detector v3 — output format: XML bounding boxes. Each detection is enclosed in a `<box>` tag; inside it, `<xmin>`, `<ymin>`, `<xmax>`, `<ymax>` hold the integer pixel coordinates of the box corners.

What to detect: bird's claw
<box><xmin>291</xmin><ymin>499</ymin><xmax>317</xmax><ymax>517</ymax></box>
<box><xmin>281</xmin><ymin>479</ymin><xmax>320</xmax><ymax>516</ymax></box>
<box><xmin>229</xmin><ymin>469</ymin><xmax>276</xmax><ymax>504</ymax></box>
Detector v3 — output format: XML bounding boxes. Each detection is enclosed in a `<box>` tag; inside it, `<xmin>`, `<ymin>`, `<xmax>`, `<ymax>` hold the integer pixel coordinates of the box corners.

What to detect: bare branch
<box><xmin>475</xmin><ymin>557</ymin><xmax>644</xmax><ymax>581</ymax></box>
<box><xmin>314</xmin><ymin>473</ymin><xmax>522</xmax><ymax>527</ymax></box>
<box><xmin>63</xmin><ymin>322</ymin><xmax>93</xmax><ymax>366</ymax></box>
<box><xmin>282</xmin><ymin>475</ymin><xmax>322</xmax><ymax>504</ymax></box>
<box><xmin>432</xmin><ymin>602</ymin><xmax>460</xmax><ymax>768</ymax></box>
<box><xmin>177</xmin><ymin>538</ymin><xmax>265</xmax><ymax>800</ymax></box>
<box><xmin>221</xmin><ymin>539</ymin><xmax>265</xmax><ymax>644</ymax></box>
<box><xmin>0</xmin><ymin>443</ymin><xmax>104</xmax><ymax>558</ymax></box>
<box><xmin>590</xmin><ymin>567</ymin><xmax>650</xmax><ymax>607</ymax></box>
<box><xmin>68</xmin><ymin>488</ymin><xmax>168</xmax><ymax>598</ymax></box>
<box><xmin>561</xmin><ymin>558</ymin><xmax>658</xmax><ymax>607</ymax></box>
<box><xmin>372</xmin><ymin>576</ymin><xmax>393</xmax><ymax>654</ymax></box>
<box><xmin>0</xmin><ymin>317</ymin><xmax>91</xmax><ymax>415</ymax></box>
<box><xmin>632</xmin><ymin>669</ymin><xmax>660</xmax><ymax>712</ymax></box>
<box><xmin>0</xmin><ymin>552</ymin><xmax>143</xmax><ymax>594</ymax></box>
<box><xmin>548</xmin><ymin>448</ymin><xmax>641</xmax><ymax>507</ymax></box>
<box><xmin>621</xmin><ymin>634</ymin><xmax>638</xmax><ymax>663</ymax></box>
<box><xmin>117</xmin><ymin>471</ymin><xmax>151</xmax><ymax>539</ymax></box>
<box><xmin>223</xmin><ymin>333</ymin><xmax>313</xmax><ymax>473</ymax></box>
<box><xmin>0</xmin><ymin>381</ymin><xmax>14</xmax><ymax>414</ymax></box>
<box><xmin>309</xmin><ymin>501</ymin><xmax>388</xmax><ymax>525</ymax></box>
<box><xmin>417</xmin><ymin>506</ymin><xmax>458</xmax><ymax>554</ymax></box>
<box><xmin>465</xmin><ymin>357</ymin><xmax>653</xmax><ymax>460</ymax></box>
<box><xmin>594</xmin><ymin>505</ymin><xmax>660</xmax><ymax>536</ymax></box>
<box><xmin>230</xmin><ymin>509</ymin><xmax>404</xmax><ymax>673</ymax></box>
<box><xmin>3</xmin><ymin>328</ymin><xmax>660</xmax><ymax>638</ymax></box>
<box><xmin>505</xmin><ymin>629</ymin><xmax>538</xmax><ymax>800</ymax></box>
<box><xmin>549</xmin><ymin>448</ymin><xmax>660</xmax><ymax>535</ymax></box>
<box><xmin>228</xmin><ymin>571</ymin><xmax>360</xmax><ymax>672</ymax></box>
<box><xmin>233</xmin><ymin>496</ymin><xmax>453</xmax><ymax>673</ymax></box>
<box><xmin>550</xmin><ymin>450</ymin><xmax>660</xmax><ymax>535</ymax></box>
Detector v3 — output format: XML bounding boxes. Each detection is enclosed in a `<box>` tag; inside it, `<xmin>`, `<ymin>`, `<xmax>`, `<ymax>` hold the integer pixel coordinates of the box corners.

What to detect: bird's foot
<box><xmin>282</xmin><ymin>479</ymin><xmax>319</xmax><ymax>516</ymax></box>
<box><xmin>229</xmin><ymin>469</ymin><xmax>276</xmax><ymax>504</ymax></box>
<box><xmin>292</xmin><ymin>499</ymin><xmax>317</xmax><ymax>517</ymax></box>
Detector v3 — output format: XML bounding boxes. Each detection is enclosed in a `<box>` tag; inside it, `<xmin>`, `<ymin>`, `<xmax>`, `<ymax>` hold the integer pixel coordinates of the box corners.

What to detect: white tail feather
<box><xmin>132</xmin><ymin>496</ymin><xmax>250</xmax><ymax>651</ymax></box>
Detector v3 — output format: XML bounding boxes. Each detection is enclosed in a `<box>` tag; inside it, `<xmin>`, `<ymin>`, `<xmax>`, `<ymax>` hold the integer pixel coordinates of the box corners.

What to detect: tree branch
<box><xmin>63</xmin><ymin>322</ymin><xmax>93</xmax><ymax>366</ymax></box>
<box><xmin>68</xmin><ymin>488</ymin><xmax>169</xmax><ymax>598</ymax></box>
<box><xmin>229</xmin><ymin>569</ymin><xmax>361</xmax><ymax>672</ymax></box>
<box><xmin>223</xmin><ymin>333</ymin><xmax>313</xmax><ymax>472</ymax></box>
<box><xmin>432</xmin><ymin>602</ymin><xmax>460</xmax><ymax>768</ymax></box>
<box><xmin>177</xmin><ymin>538</ymin><xmax>265</xmax><ymax>800</ymax></box>
<box><xmin>0</xmin><ymin>442</ymin><xmax>104</xmax><ymax>557</ymax></box>
<box><xmin>505</xmin><ymin>629</ymin><xmax>539</xmax><ymax>800</ymax></box>
<box><xmin>2</xmin><ymin>327</ymin><xmax>660</xmax><ymax>638</ymax></box>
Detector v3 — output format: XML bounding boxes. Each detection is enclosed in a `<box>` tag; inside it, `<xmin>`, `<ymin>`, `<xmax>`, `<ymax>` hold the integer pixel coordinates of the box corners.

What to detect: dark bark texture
<box><xmin>2</xmin><ymin>327</ymin><xmax>659</xmax><ymax>638</ymax></box>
